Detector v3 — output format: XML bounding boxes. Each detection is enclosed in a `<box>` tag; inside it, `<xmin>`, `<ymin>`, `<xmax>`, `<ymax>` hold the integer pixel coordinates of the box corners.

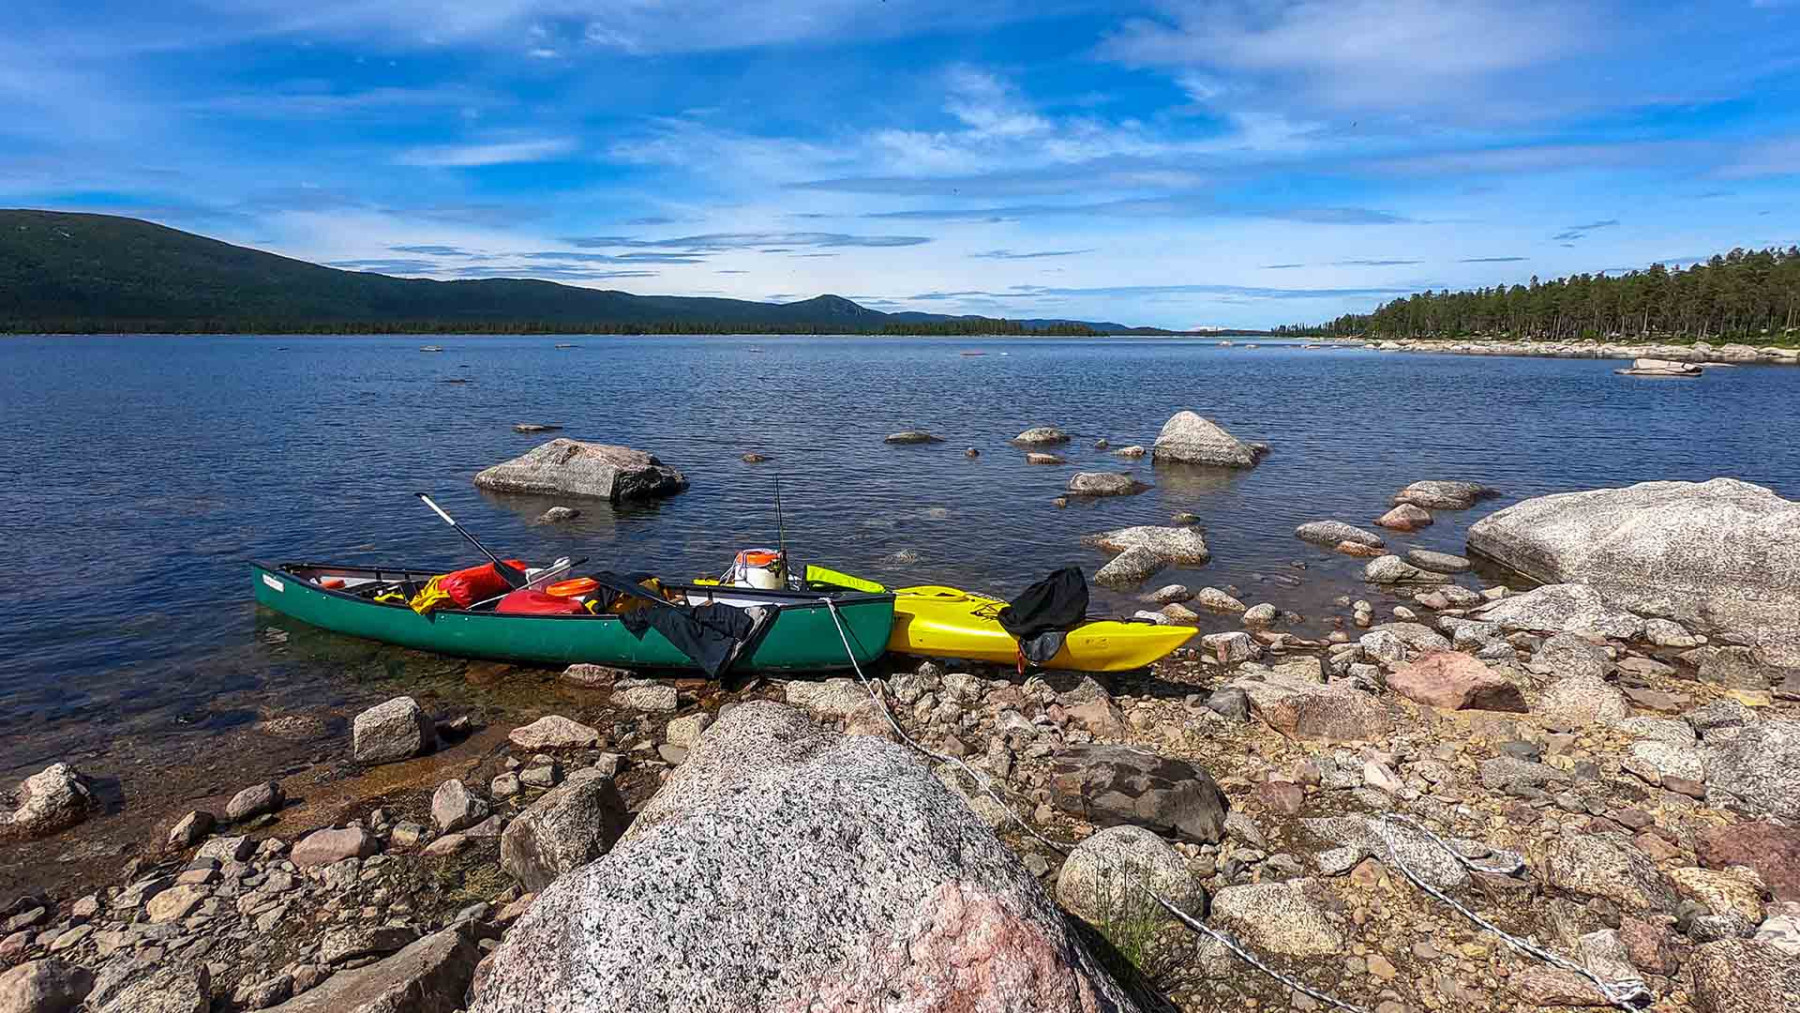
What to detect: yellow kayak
<box><xmin>886</xmin><ymin>584</ymin><xmax>1196</xmax><ymax>671</ymax></box>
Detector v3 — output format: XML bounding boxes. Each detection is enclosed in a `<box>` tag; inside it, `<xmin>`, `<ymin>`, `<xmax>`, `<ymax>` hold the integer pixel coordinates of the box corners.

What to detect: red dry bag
<box><xmin>438</xmin><ymin>559</ymin><xmax>529</xmax><ymax>607</ymax></box>
<box><xmin>495</xmin><ymin>589</ymin><xmax>587</xmax><ymax>615</ymax></box>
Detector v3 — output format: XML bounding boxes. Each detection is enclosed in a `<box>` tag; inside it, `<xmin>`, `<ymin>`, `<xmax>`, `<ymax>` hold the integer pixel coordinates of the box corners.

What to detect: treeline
<box><xmin>1</xmin><ymin>317</ymin><xmax>1108</xmax><ymax>337</ymax></box>
<box><xmin>1320</xmin><ymin>247</ymin><xmax>1800</xmax><ymax>344</ymax></box>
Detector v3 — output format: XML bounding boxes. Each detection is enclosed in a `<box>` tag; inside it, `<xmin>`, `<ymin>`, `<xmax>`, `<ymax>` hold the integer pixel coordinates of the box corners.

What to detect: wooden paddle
<box><xmin>415</xmin><ymin>493</ymin><xmax>529</xmax><ymax>588</ymax></box>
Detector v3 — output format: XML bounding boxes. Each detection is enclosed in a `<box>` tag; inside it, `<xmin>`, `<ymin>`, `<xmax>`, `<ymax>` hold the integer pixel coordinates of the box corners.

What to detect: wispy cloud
<box><xmin>1333</xmin><ymin>258</ymin><xmax>1421</xmax><ymax>266</ymax></box>
<box><xmin>564</xmin><ymin>231</ymin><xmax>931</xmax><ymax>251</ymax></box>
<box><xmin>1460</xmin><ymin>256</ymin><xmax>1529</xmax><ymax>263</ymax></box>
<box><xmin>395</xmin><ymin>138</ymin><xmax>576</xmax><ymax>167</ymax></box>
<box><xmin>390</xmin><ymin>244</ymin><xmax>475</xmax><ymax>256</ymax></box>
<box><xmin>970</xmin><ymin>248</ymin><xmax>1094</xmax><ymax>259</ymax></box>
<box><xmin>1552</xmin><ymin>218</ymin><xmax>1620</xmax><ymax>241</ymax></box>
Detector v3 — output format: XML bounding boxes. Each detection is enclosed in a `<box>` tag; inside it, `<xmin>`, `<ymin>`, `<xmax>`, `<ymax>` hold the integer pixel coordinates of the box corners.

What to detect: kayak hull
<box><xmin>251</xmin><ymin>561</ymin><xmax>893</xmax><ymax>673</ymax></box>
<box><xmin>888</xmin><ymin>585</ymin><xmax>1196</xmax><ymax>672</ymax></box>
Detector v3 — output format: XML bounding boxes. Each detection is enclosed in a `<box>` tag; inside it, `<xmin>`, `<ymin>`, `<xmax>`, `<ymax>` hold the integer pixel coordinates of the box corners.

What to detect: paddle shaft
<box><xmin>415</xmin><ymin>493</ymin><xmax>529</xmax><ymax>587</ymax></box>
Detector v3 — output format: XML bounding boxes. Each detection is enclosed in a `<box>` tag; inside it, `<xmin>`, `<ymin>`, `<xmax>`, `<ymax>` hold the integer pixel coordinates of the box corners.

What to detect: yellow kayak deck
<box><xmin>888</xmin><ymin>584</ymin><xmax>1196</xmax><ymax>672</ymax></box>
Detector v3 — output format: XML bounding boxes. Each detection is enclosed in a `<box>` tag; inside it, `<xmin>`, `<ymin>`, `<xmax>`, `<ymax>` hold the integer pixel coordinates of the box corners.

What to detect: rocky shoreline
<box><xmin>1339</xmin><ymin>337</ymin><xmax>1800</xmax><ymax>366</ymax></box>
<box><xmin>4</xmin><ymin>478</ymin><xmax>1798</xmax><ymax>1013</ymax></box>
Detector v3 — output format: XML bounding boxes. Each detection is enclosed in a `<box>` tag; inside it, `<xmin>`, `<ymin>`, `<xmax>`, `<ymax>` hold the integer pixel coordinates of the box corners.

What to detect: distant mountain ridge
<box><xmin>0</xmin><ymin>210</ymin><xmax>1167</xmax><ymax>335</ymax></box>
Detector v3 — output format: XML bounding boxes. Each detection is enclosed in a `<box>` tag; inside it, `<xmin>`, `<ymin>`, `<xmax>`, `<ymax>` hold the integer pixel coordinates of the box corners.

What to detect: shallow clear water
<box><xmin>3</xmin><ymin>334</ymin><xmax>1796</xmax><ymax>773</ymax></box>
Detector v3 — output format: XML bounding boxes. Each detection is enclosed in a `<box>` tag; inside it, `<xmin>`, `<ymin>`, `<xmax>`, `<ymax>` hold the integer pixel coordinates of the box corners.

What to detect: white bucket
<box><xmin>731</xmin><ymin>548</ymin><xmax>785</xmax><ymax>590</ymax></box>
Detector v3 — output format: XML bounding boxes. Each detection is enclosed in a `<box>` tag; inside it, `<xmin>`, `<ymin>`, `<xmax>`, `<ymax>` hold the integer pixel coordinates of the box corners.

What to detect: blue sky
<box><xmin>5</xmin><ymin>1</ymin><xmax>1799</xmax><ymax>328</ymax></box>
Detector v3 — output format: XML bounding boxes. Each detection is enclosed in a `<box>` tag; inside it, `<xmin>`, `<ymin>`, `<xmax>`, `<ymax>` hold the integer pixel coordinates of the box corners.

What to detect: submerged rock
<box><xmin>884</xmin><ymin>430</ymin><xmax>944</xmax><ymax>444</ymax></box>
<box><xmin>1151</xmin><ymin>410</ymin><xmax>1259</xmax><ymax>468</ymax></box>
<box><xmin>1617</xmin><ymin>358</ymin><xmax>1703</xmax><ymax>377</ymax></box>
<box><xmin>1466</xmin><ymin>478</ymin><xmax>1800</xmax><ymax>666</ymax></box>
<box><xmin>1295</xmin><ymin>520</ymin><xmax>1384</xmax><ymax>550</ymax></box>
<box><xmin>475</xmin><ymin>438</ymin><xmax>687</xmax><ymax>502</ymax></box>
<box><xmin>471</xmin><ymin>702</ymin><xmax>1143</xmax><ymax>1012</ymax></box>
<box><xmin>1066</xmin><ymin>472</ymin><xmax>1149</xmax><ymax>497</ymax></box>
<box><xmin>1363</xmin><ymin>554</ymin><xmax>1446</xmax><ymax>584</ymax></box>
<box><xmin>1010</xmin><ymin>425</ymin><xmax>1070</xmax><ymax>445</ymax></box>
<box><xmin>1374</xmin><ymin>503</ymin><xmax>1433</xmax><ymax>531</ymax></box>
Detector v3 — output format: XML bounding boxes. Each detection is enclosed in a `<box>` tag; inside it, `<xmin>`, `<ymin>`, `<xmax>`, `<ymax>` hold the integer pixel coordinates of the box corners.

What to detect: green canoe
<box><xmin>251</xmin><ymin>561</ymin><xmax>894</xmax><ymax>674</ymax></box>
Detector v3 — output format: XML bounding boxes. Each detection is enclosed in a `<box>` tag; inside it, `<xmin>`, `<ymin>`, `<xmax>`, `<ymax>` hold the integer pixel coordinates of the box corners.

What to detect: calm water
<box><xmin>3</xmin><ymin>334</ymin><xmax>1797</xmax><ymax>775</ymax></box>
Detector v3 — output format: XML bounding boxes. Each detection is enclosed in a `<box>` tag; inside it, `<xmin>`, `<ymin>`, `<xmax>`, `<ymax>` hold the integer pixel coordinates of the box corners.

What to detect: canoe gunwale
<box><xmin>253</xmin><ymin>560</ymin><xmax>897</xmax><ymax>621</ymax></box>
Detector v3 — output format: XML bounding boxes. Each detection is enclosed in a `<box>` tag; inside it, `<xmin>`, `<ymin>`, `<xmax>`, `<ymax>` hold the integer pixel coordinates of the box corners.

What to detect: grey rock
<box><xmin>664</xmin><ymin>712</ymin><xmax>714</xmax><ymax>748</ymax></box>
<box><xmin>537</xmin><ymin>506</ymin><xmax>580</xmax><ymax>523</ymax></box>
<box><xmin>508</xmin><ymin>714</ymin><xmax>603</xmax><ymax>749</ymax></box>
<box><xmin>1205</xmin><ymin>687</ymin><xmax>1250</xmax><ymax>721</ymax></box>
<box><xmin>1057</xmin><ymin>825</ymin><xmax>1202</xmax><ymax>929</ymax></box>
<box><xmin>1704</xmin><ymin>719</ymin><xmax>1800</xmax><ymax>820</ymax></box>
<box><xmin>470</xmin><ymin>701</ymin><xmax>1142</xmax><ymax>1012</ymax></box>
<box><xmin>166</xmin><ymin>811</ymin><xmax>214</xmax><ymax>849</ymax></box>
<box><xmin>1363</xmin><ymin>555</ymin><xmax>1445</xmax><ymax>584</ymax></box>
<box><xmin>1050</xmin><ymin>744</ymin><xmax>1229</xmax><ymax>844</ymax></box>
<box><xmin>1467</xmin><ymin>478</ymin><xmax>1800</xmax><ymax>666</ymax></box>
<box><xmin>225</xmin><ymin>781</ymin><xmax>284</xmax><ymax>822</ymax></box>
<box><xmin>473</xmin><ymin>438</ymin><xmax>687</xmax><ymax>502</ymax></box>
<box><xmin>1301</xmin><ymin>816</ymin><xmax>1483</xmax><ymax>891</ymax></box>
<box><xmin>1405</xmin><ymin>548</ymin><xmax>1472</xmax><ymax>573</ymax></box>
<box><xmin>610</xmin><ymin>681</ymin><xmax>678</xmax><ymax>713</ymax></box>
<box><xmin>1367</xmin><ymin>621</ymin><xmax>1454</xmax><ymax>654</ymax></box>
<box><xmin>94</xmin><ymin>964</ymin><xmax>207</xmax><ymax>1013</ymax></box>
<box><xmin>267</xmin><ymin>929</ymin><xmax>479</xmax><ymax>1013</ymax></box>
<box><xmin>1209</xmin><ymin>881</ymin><xmax>1343</xmax><ymax>956</ymax></box>
<box><xmin>1241</xmin><ymin>602</ymin><xmax>1278</xmax><ymax>627</ymax></box>
<box><xmin>1151</xmin><ymin>410</ymin><xmax>1258</xmax><ymax>468</ymax></box>
<box><xmin>784</xmin><ymin>678</ymin><xmax>872</xmax><ymax>721</ymax></box>
<box><xmin>1538</xmin><ymin>676</ymin><xmax>1630</xmax><ymax>728</ymax></box>
<box><xmin>883</xmin><ymin>430</ymin><xmax>943</xmax><ymax>444</ymax></box>
<box><xmin>1084</xmin><ymin>525</ymin><xmax>1211</xmax><ymax>565</ymax></box>
<box><xmin>1202</xmin><ymin>631</ymin><xmax>1261</xmax><ymax>663</ymax></box>
<box><xmin>1066</xmin><ymin>472</ymin><xmax>1148</xmax><ymax>497</ymax></box>
<box><xmin>291</xmin><ymin>827</ymin><xmax>377</xmax><ymax>868</ymax></box>
<box><xmin>351</xmin><ymin>697</ymin><xmax>435</xmax><ymax>765</ymax></box>
<box><xmin>1</xmin><ymin>763</ymin><xmax>92</xmax><ymax>839</ymax></box>
<box><xmin>1686</xmin><ymin>699</ymin><xmax>1755</xmax><ymax>738</ymax></box>
<box><xmin>1295</xmin><ymin>520</ymin><xmax>1384</xmax><ymax>549</ymax></box>
<box><xmin>0</xmin><ymin>959</ymin><xmax>93</xmax><ymax>1013</ymax></box>
<box><xmin>1645</xmin><ymin>617</ymin><xmax>1702</xmax><ymax>648</ymax></box>
<box><xmin>1536</xmin><ymin>633</ymin><xmax>1613</xmax><ymax>680</ymax></box>
<box><xmin>1147</xmin><ymin>583</ymin><xmax>1192</xmax><ymax>605</ymax></box>
<box><xmin>195</xmin><ymin>835</ymin><xmax>252</xmax><ymax>862</ymax></box>
<box><xmin>499</xmin><ymin>769</ymin><xmax>630</xmax><ymax>892</ymax></box>
<box><xmin>320</xmin><ymin>925</ymin><xmax>419</xmax><ymax>965</ymax></box>
<box><xmin>1544</xmin><ymin>832</ymin><xmax>1675</xmax><ymax>912</ymax></box>
<box><xmin>1093</xmin><ymin>546</ymin><xmax>1165</xmax><ymax>589</ymax></box>
<box><xmin>1471</xmin><ymin>583</ymin><xmax>1645</xmax><ymax>640</ymax></box>
<box><xmin>1011</xmin><ymin>426</ymin><xmax>1070</xmax><ymax>445</ymax></box>
<box><xmin>1699</xmin><ymin>646</ymin><xmax>1784</xmax><ymax>692</ymax></box>
<box><xmin>1193</xmin><ymin>586</ymin><xmax>1246</xmax><ymax>613</ymax></box>
<box><xmin>1688</xmin><ymin>937</ymin><xmax>1800</xmax><ymax>1013</ymax></box>
<box><xmin>431</xmin><ymin>779</ymin><xmax>490</xmax><ymax>833</ymax></box>
<box><xmin>1479</xmin><ymin>756</ymin><xmax>1564</xmax><ymax>793</ymax></box>
<box><xmin>1393</xmin><ymin>480</ymin><xmax>1498</xmax><ymax>510</ymax></box>
<box><xmin>1374</xmin><ymin>503</ymin><xmax>1433</xmax><ymax>531</ymax></box>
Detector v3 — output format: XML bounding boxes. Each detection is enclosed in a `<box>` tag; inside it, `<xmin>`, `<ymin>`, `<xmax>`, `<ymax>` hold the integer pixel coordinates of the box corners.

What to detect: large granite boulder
<box><xmin>1466</xmin><ymin>479</ymin><xmax>1800</xmax><ymax>666</ymax></box>
<box><xmin>1050</xmin><ymin>745</ymin><xmax>1229</xmax><ymax>844</ymax></box>
<box><xmin>474</xmin><ymin>438</ymin><xmax>688</xmax><ymax>502</ymax></box>
<box><xmin>1688</xmin><ymin>938</ymin><xmax>1800</xmax><ymax>1013</ymax></box>
<box><xmin>1150</xmin><ymin>411</ymin><xmax>1258</xmax><ymax>468</ymax></box>
<box><xmin>471</xmin><ymin>702</ymin><xmax>1143</xmax><ymax>1013</ymax></box>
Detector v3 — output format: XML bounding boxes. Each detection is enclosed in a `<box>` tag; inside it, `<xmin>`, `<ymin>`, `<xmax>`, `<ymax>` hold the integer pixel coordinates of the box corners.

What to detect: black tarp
<box><xmin>996</xmin><ymin>566</ymin><xmax>1089</xmax><ymax>641</ymax></box>
<box><xmin>590</xmin><ymin>571</ymin><xmax>775</xmax><ymax>678</ymax></box>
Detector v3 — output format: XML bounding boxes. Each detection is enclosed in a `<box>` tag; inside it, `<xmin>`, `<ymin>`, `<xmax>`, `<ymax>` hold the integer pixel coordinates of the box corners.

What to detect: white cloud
<box><xmin>395</xmin><ymin>138</ymin><xmax>577</xmax><ymax>167</ymax></box>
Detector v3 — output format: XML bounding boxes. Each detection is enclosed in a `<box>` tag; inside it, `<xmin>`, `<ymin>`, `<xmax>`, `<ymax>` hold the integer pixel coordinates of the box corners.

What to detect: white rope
<box><xmin>819</xmin><ymin>598</ymin><xmax>1367</xmax><ymax>1011</ymax></box>
<box><xmin>1373</xmin><ymin>814</ymin><xmax>1650</xmax><ymax>1011</ymax></box>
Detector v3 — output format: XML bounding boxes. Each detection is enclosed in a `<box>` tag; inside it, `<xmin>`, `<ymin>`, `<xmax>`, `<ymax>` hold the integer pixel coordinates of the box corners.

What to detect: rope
<box><xmin>819</xmin><ymin>598</ymin><xmax>1366</xmax><ymax>1011</ymax></box>
<box><xmin>817</xmin><ymin>599</ymin><xmax>1653</xmax><ymax>1012</ymax></box>
<box><xmin>1373</xmin><ymin>814</ymin><xmax>1651</xmax><ymax>1011</ymax></box>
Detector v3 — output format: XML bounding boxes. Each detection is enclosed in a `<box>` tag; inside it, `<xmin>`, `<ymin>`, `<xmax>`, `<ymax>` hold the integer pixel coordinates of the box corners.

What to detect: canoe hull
<box><xmin>252</xmin><ymin>562</ymin><xmax>892</xmax><ymax>673</ymax></box>
<box><xmin>888</xmin><ymin>585</ymin><xmax>1196</xmax><ymax>672</ymax></box>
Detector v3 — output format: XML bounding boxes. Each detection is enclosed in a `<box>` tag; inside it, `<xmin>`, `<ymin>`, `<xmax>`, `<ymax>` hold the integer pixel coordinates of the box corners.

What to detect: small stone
<box><xmin>509</xmin><ymin>714</ymin><xmax>604</xmax><ymax>749</ymax></box>
<box><xmin>225</xmin><ymin>781</ymin><xmax>284</xmax><ymax>822</ymax></box>
<box><xmin>167</xmin><ymin>811</ymin><xmax>215</xmax><ymax>849</ymax></box>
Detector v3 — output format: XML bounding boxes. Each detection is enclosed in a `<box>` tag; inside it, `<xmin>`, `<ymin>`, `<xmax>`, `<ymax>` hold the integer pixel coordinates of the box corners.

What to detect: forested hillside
<box><xmin>1318</xmin><ymin>247</ymin><xmax>1800</xmax><ymax>343</ymax></box>
<box><xmin>0</xmin><ymin>210</ymin><xmax>1130</xmax><ymax>335</ymax></box>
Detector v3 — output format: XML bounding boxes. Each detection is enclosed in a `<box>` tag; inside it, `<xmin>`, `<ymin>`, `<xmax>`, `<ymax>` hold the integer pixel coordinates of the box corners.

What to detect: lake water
<box><xmin>3</xmin><ymin>334</ymin><xmax>1797</xmax><ymax>779</ymax></box>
